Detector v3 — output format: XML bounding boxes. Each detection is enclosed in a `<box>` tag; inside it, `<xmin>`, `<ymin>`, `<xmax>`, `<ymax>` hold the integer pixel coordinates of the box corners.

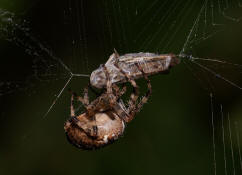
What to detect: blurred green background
<box><xmin>0</xmin><ymin>0</ymin><xmax>242</xmax><ymax>175</ymax></box>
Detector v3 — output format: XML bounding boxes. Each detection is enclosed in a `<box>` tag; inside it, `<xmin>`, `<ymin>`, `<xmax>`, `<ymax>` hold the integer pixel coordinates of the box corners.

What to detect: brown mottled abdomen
<box><xmin>64</xmin><ymin>112</ymin><xmax>125</xmax><ymax>150</ymax></box>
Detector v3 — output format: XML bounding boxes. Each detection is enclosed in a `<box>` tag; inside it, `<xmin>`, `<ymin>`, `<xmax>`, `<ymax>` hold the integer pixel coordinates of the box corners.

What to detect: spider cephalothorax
<box><xmin>64</xmin><ymin>62</ymin><xmax>152</xmax><ymax>150</ymax></box>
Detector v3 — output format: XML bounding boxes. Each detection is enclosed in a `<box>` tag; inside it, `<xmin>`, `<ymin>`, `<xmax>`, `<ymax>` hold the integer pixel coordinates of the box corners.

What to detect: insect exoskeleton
<box><xmin>90</xmin><ymin>51</ymin><xmax>180</xmax><ymax>89</ymax></box>
<box><xmin>64</xmin><ymin>111</ymin><xmax>125</xmax><ymax>150</ymax></box>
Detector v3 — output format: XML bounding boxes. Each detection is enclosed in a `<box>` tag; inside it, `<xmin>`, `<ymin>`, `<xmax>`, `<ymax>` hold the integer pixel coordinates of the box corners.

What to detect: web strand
<box><xmin>189</xmin><ymin>59</ymin><xmax>242</xmax><ymax>90</ymax></box>
<box><xmin>235</xmin><ymin>121</ymin><xmax>242</xmax><ymax>173</ymax></box>
<box><xmin>43</xmin><ymin>75</ymin><xmax>73</xmax><ymax>118</ymax></box>
<box><xmin>141</xmin><ymin>0</ymin><xmax>182</xmax><ymax>50</ymax></box>
<box><xmin>228</xmin><ymin>113</ymin><xmax>236</xmax><ymax>175</ymax></box>
<box><xmin>185</xmin><ymin>55</ymin><xmax>242</xmax><ymax>68</ymax></box>
<box><xmin>180</xmin><ymin>0</ymin><xmax>207</xmax><ymax>54</ymax></box>
<box><xmin>221</xmin><ymin>105</ymin><xmax>228</xmax><ymax>175</ymax></box>
<box><xmin>210</xmin><ymin>93</ymin><xmax>217</xmax><ymax>175</ymax></box>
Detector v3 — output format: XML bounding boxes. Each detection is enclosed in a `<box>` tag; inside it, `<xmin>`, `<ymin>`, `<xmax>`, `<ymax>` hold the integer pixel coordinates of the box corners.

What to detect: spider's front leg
<box><xmin>68</xmin><ymin>88</ymin><xmax>89</xmax><ymax>124</ymax></box>
<box><xmin>125</xmin><ymin>63</ymin><xmax>152</xmax><ymax>123</ymax></box>
<box><xmin>69</xmin><ymin>88</ymin><xmax>99</xmax><ymax>138</ymax></box>
<box><xmin>113</xmin><ymin>84</ymin><xmax>127</xmax><ymax>98</ymax></box>
<box><xmin>69</xmin><ymin>87</ymin><xmax>96</xmax><ymax>118</ymax></box>
<box><xmin>113</xmin><ymin>52</ymin><xmax>140</xmax><ymax>104</ymax></box>
<box><xmin>103</xmin><ymin>65</ymin><xmax>117</xmax><ymax>107</ymax></box>
<box><xmin>69</xmin><ymin>87</ymin><xmax>89</xmax><ymax>108</ymax></box>
<box><xmin>113</xmin><ymin>58</ymin><xmax>141</xmax><ymax>123</ymax></box>
<box><xmin>133</xmin><ymin>63</ymin><xmax>152</xmax><ymax>113</ymax></box>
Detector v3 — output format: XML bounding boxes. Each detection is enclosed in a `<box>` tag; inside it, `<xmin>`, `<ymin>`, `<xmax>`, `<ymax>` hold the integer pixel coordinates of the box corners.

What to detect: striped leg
<box><xmin>134</xmin><ymin>63</ymin><xmax>152</xmax><ymax>113</ymax></box>
<box><xmin>70</xmin><ymin>93</ymin><xmax>76</xmax><ymax>117</ymax></box>
<box><xmin>103</xmin><ymin>65</ymin><xmax>117</xmax><ymax>106</ymax></box>
<box><xmin>113</xmin><ymin>84</ymin><xmax>127</xmax><ymax>98</ymax></box>
<box><xmin>125</xmin><ymin>63</ymin><xmax>152</xmax><ymax>122</ymax></box>
<box><xmin>112</xmin><ymin>51</ymin><xmax>139</xmax><ymax>105</ymax></box>
<box><xmin>113</xmin><ymin>62</ymin><xmax>140</xmax><ymax>122</ymax></box>
<box><xmin>69</xmin><ymin>88</ymin><xmax>89</xmax><ymax>108</ymax></box>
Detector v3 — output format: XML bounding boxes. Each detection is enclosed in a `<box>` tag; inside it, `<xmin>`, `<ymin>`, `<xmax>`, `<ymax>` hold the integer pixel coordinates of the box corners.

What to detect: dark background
<box><xmin>0</xmin><ymin>0</ymin><xmax>242</xmax><ymax>174</ymax></box>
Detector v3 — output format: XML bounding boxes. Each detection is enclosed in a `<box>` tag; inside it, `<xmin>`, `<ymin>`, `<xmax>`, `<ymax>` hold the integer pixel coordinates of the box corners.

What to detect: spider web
<box><xmin>0</xmin><ymin>0</ymin><xmax>242</xmax><ymax>175</ymax></box>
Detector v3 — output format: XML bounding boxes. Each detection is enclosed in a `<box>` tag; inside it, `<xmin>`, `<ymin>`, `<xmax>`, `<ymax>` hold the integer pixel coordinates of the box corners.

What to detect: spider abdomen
<box><xmin>64</xmin><ymin>111</ymin><xmax>125</xmax><ymax>150</ymax></box>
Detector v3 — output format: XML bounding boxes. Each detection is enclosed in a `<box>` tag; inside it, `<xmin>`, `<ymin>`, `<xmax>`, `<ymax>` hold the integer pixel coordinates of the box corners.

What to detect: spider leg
<box><xmin>124</xmin><ymin>63</ymin><xmax>152</xmax><ymax>122</ymax></box>
<box><xmin>70</xmin><ymin>93</ymin><xmax>76</xmax><ymax>117</ymax></box>
<box><xmin>83</xmin><ymin>86</ymin><xmax>89</xmax><ymax>105</ymax></box>
<box><xmin>113</xmin><ymin>84</ymin><xmax>127</xmax><ymax>98</ymax></box>
<box><xmin>114</xmin><ymin>62</ymin><xmax>139</xmax><ymax>101</ymax></box>
<box><xmin>69</xmin><ymin>88</ymin><xmax>89</xmax><ymax>108</ymax></box>
<box><xmin>113</xmin><ymin>61</ymin><xmax>140</xmax><ymax>123</ymax></box>
<box><xmin>68</xmin><ymin>89</ymin><xmax>99</xmax><ymax>138</ymax></box>
<box><xmin>88</xmin><ymin>83</ymin><xmax>103</xmax><ymax>97</ymax></box>
<box><xmin>70</xmin><ymin>89</ymin><xmax>99</xmax><ymax>138</ymax></box>
<box><xmin>103</xmin><ymin>65</ymin><xmax>117</xmax><ymax>106</ymax></box>
<box><xmin>113</xmin><ymin>48</ymin><xmax>120</xmax><ymax>57</ymax></box>
<box><xmin>134</xmin><ymin>63</ymin><xmax>152</xmax><ymax>113</ymax></box>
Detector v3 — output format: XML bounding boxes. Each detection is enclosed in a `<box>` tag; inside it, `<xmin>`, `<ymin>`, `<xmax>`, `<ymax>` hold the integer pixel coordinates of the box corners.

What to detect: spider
<box><xmin>64</xmin><ymin>63</ymin><xmax>152</xmax><ymax>150</ymax></box>
<box><xmin>90</xmin><ymin>49</ymin><xmax>180</xmax><ymax>89</ymax></box>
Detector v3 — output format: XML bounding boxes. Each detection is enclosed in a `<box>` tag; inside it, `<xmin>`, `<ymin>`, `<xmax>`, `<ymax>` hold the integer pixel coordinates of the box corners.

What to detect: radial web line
<box><xmin>142</xmin><ymin>0</ymin><xmax>183</xmax><ymax>50</ymax></box>
<box><xmin>15</xmin><ymin>27</ymin><xmax>73</xmax><ymax>75</ymax></box>
<box><xmin>42</xmin><ymin>70</ymin><xmax>90</xmax><ymax>118</ymax></box>
<box><xmin>135</xmin><ymin>0</ymin><xmax>169</xmax><ymax>42</ymax></box>
<box><xmin>74</xmin><ymin>0</ymin><xmax>84</xmax><ymax>72</ymax></box>
<box><xmin>75</xmin><ymin>0</ymin><xmax>84</xmax><ymax>72</ymax></box>
<box><xmin>235</xmin><ymin>121</ymin><xmax>242</xmax><ymax>173</ymax></box>
<box><xmin>221</xmin><ymin>105</ymin><xmax>228</xmax><ymax>175</ymax></box>
<box><xmin>210</xmin><ymin>93</ymin><xmax>217</xmax><ymax>175</ymax></box>
<box><xmin>24</xmin><ymin>30</ymin><xmax>73</xmax><ymax>74</ymax></box>
<box><xmin>142</xmin><ymin>0</ymin><xmax>180</xmax><ymax>50</ymax></box>
<box><xmin>111</xmin><ymin>0</ymin><xmax>122</xmax><ymax>49</ymax></box>
<box><xmin>97</xmin><ymin>0</ymin><xmax>107</xmax><ymax>55</ymax></box>
<box><xmin>103</xmin><ymin>0</ymin><xmax>113</xmax><ymax>42</ymax></box>
<box><xmin>151</xmin><ymin>0</ymin><xmax>188</xmax><ymax>51</ymax></box>
<box><xmin>211</xmin><ymin>0</ymin><xmax>224</xmax><ymax>26</ymax></box>
<box><xmin>183</xmin><ymin>58</ymin><xmax>215</xmax><ymax>92</ymax></box>
<box><xmin>189</xmin><ymin>60</ymin><xmax>242</xmax><ymax>90</ymax></box>
<box><xmin>180</xmin><ymin>0</ymin><xmax>207</xmax><ymax>55</ymax></box>
<box><xmin>185</xmin><ymin>55</ymin><xmax>242</xmax><ymax>68</ymax></box>
<box><xmin>220</xmin><ymin>0</ymin><xmax>242</xmax><ymax>22</ymax></box>
<box><xmin>72</xmin><ymin>73</ymin><xmax>90</xmax><ymax>77</ymax></box>
<box><xmin>80</xmin><ymin>0</ymin><xmax>88</xmax><ymax>70</ymax></box>
<box><xmin>160</xmin><ymin>0</ymin><xmax>195</xmax><ymax>52</ymax></box>
<box><xmin>228</xmin><ymin>113</ymin><xmax>236</xmax><ymax>175</ymax></box>
<box><xmin>134</xmin><ymin>0</ymin><xmax>159</xmax><ymax>24</ymax></box>
<box><xmin>189</xmin><ymin>28</ymin><xmax>224</xmax><ymax>46</ymax></box>
<box><xmin>183</xmin><ymin>59</ymin><xmax>209</xmax><ymax>91</ymax></box>
<box><xmin>43</xmin><ymin>75</ymin><xmax>73</xmax><ymax>118</ymax></box>
<box><xmin>117</xmin><ymin>0</ymin><xmax>127</xmax><ymax>49</ymax></box>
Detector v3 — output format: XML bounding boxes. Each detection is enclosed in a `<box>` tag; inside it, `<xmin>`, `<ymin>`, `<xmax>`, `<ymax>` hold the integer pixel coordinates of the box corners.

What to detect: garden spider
<box><xmin>64</xmin><ymin>63</ymin><xmax>152</xmax><ymax>149</ymax></box>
